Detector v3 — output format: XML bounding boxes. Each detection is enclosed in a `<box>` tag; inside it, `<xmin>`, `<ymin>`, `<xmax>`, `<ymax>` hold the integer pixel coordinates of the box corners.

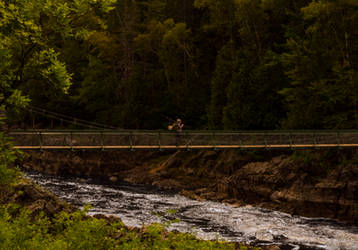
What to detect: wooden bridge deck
<box><xmin>8</xmin><ymin>130</ymin><xmax>358</xmax><ymax>150</ymax></box>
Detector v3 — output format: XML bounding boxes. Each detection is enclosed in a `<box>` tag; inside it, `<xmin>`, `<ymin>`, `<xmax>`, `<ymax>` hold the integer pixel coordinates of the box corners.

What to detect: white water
<box><xmin>26</xmin><ymin>172</ymin><xmax>358</xmax><ymax>250</ymax></box>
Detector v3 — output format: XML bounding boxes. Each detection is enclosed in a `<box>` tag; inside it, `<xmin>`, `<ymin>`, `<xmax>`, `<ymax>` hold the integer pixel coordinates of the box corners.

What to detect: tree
<box><xmin>208</xmin><ymin>41</ymin><xmax>237</xmax><ymax>129</ymax></box>
<box><xmin>218</xmin><ymin>0</ymin><xmax>289</xmax><ymax>130</ymax></box>
<box><xmin>133</xmin><ymin>18</ymin><xmax>198</xmax><ymax>128</ymax></box>
<box><xmin>281</xmin><ymin>0</ymin><xmax>358</xmax><ymax>129</ymax></box>
<box><xmin>223</xmin><ymin>50</ymin><xmax>286</xmax><ymax>130</ymax></box>
<box><xmin>0</xmin><ymin>0</ymin><xmax>116</xmax><ymax>122</ymax></box>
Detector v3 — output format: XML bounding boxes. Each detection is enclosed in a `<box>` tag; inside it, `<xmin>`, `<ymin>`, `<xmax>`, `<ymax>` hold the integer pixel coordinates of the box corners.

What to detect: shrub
<box><xmin>0</xmin><ymin>204</ymin><xmax>252</xmax><ymax>250</ymax></box>
<box><xmin>0</xmin><ymin>131</ymin><xmax>21</xmax><ymax>186</ymax></box>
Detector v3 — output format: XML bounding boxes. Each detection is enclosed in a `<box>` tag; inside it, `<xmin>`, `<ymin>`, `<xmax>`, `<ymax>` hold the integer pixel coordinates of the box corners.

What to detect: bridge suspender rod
<box><xmin>28</xmin><ymin>108</ymin><xmax>101</xmax><ymax>129</ymax></box>
<box><xmin>26</xmin><ymin>106</ymin><xmax>118</xmax><ymax>130</ymax></box>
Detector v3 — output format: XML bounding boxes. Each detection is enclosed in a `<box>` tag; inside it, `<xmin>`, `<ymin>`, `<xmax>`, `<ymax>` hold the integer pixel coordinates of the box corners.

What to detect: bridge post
<box><xmin>289</xmin><ymin>132</ymin><xmax>293</xmax><ymax>150</ymax></box>
<box><xmin>313</xmin><ymin>132</ymin><xmax>318</xmax><ymax>149</ymax></box>
<box><xmin>239</xmin><ymin>135</ymin><xmax>243</xmax><ymax>150</ymax></box>
<box><xmin>101</xmin><ymin>131</ymin><xmax>104</xmax><ymax>151</ymax></box>
<box><xmin>70</xmin><ymin>131</ymin><xmax>73</xmax><ymax>151</ymax></box>
<box><xmin>158</xmin><ymin>132</ymin><xmax>162</xmax><ymax>151</ymax></box>
<box><xmin>39</xmin><ymin>131</ymin><xmax>43</xmax><ymax>151</ymax></box>
<box><xmin>336</xmin><ymin>131</ymin><xmax>341</xmax><ymax>148</ymax></box>
<box><xmin>185</xmin><ymin>132</ymin><xmax>189</xmax><ymax>151</ymax></box>
<box><xmin>264</xmin><ymin>133</ymin><xmax>268</xmax><ymax>150</ymax></box>
<box><xmin>212</xmin><ymin>132</ymin><xmax>216</xmax><ymax>150</ymax></box>
<box><xmin>129</xmin><ymin>132</ymin><xmax>134</xmax><ymax>151</ymax></box>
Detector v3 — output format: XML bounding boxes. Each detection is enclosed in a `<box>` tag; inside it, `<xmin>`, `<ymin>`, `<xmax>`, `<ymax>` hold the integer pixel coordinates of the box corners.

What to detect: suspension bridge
<box><xmin>6</xmin><ymin>106</ymin><xmax>358</xmax><ymax>150</ymax></box>
<box><xmin>8</xmin><ymin>130</ymin><xmax>358</xmax><ymax>151</ymax></box>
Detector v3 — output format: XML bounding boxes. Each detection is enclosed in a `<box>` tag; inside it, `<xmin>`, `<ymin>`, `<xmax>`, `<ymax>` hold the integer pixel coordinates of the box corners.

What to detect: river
<box><xmin>25</xmin><ymin>171</ymin><xmax>358</xmax><ymax>250</ymax></box>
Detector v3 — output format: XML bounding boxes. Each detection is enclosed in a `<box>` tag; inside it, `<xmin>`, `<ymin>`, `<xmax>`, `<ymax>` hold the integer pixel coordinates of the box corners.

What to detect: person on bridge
<box><xmin>168</xmin><ymin>119</ymin><xmax>184</xmax><ymax>146</ymax></box>
<box><xmin>175</xmin><ymin>119</ymin><xmax>184</xmax><ymax>132</ymax></box>
<box><xmin>168</xmin><ymin>118</ymin><xmax>184</xmax><ymax>132</ymax></box>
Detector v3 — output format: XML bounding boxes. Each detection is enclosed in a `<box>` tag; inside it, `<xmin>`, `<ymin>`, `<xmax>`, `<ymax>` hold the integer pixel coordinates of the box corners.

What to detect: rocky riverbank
<box><xmin>21</xmin><ymin>149</ymin><xmax>358</xmax><ymax>223</ymax></box>
<box><xmin>0</xmin><ymin>178</ymin><xmax>73</xmax><ymax>217</ymax></box>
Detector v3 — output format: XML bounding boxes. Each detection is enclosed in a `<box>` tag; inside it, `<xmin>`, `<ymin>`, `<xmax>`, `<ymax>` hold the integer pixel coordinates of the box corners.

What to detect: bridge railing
<box><xmin>7</xmin><ymin>130</ymin><xmax>358</xmax><ymax>150</ymax></box>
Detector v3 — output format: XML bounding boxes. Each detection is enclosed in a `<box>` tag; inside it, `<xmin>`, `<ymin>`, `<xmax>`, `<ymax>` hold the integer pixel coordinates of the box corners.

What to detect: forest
<box><xmin>0</xmin><ymin>0</ymin><xmax>357</xmax><ymax>130</ymax></box>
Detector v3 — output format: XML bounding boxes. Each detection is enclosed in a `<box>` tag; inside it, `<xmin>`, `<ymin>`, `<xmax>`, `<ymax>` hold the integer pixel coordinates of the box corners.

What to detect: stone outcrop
<box><xmin>20</xmin><ymin>149</ymin><xmax>358</xmax><ymax>223</ymax></box>
<box><xmin>0</xmin><ymin>178</ymin><xmax>73</xmax><ymax>216</ymax></box>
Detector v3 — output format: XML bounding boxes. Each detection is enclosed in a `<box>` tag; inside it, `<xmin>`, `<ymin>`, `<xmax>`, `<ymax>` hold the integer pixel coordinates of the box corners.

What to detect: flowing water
<box><xmin>25</xmin><ymin>171</ymin><xmax>358</xmax><ymax>250</ymax></box>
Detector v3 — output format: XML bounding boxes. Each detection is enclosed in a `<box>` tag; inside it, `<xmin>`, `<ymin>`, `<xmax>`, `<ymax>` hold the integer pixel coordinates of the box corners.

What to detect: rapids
<box><xmin>25</xmin><ymin>171</ymin><xmax>358</xmax><ymax>250</ymax></box>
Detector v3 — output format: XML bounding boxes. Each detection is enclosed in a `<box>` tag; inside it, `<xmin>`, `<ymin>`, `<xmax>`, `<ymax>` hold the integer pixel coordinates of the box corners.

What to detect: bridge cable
<box><xmin>25</xmin><ymin>105</ymin><xmax>118</xmax><ymax>130</ymax></box>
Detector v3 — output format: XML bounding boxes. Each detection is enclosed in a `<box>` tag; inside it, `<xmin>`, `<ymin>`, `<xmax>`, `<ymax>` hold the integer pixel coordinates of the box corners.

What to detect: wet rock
<box><xmin>194</xmin><ymin>187</ymin><xmax>209</xmax><ymax>194</ymax></box>
<box><xmin>152</xmin><ymin>179</ymin><xmax>182</xmax><ymax>190</ymax></box>
<box><xmin>215</xmin><ymin>193</ymin><xmax>230</xmax><ymax>201</ymax></box>
<box><xmin>255</xmin><ymin>229</ymin><xmax>274</xmax><ymax>241</ymax></box>
<box><xmin>216</xmin><ymin>177</ymin><xmax>230</xmax><ymax>194</ymax></box>
<box><xmin>180</xmin><ymin>190</ymin><xmax>204</xmax><ymax>201</ymax></box>
<box><xmin>200</xmin><ymin>191</ymin><xmax>217</xmax><ymax>200</ymax></box>
<box><xmin>27</xmin><ymin>199</ymin><xmax>59</xmax><ymax>216</ymax></box>
<box><xmin>109</xmin><ymin>176</ymin><xmax>118</xmax><ymax>182</ymax></box>
<box><xmin>262</xmin><ymin>246</ymin><xmax>281</xmax><ymax>250</ymax></box>
<box><xmin>231</xmin><ymin>201</ymin><xmax>244</xmax><ymax>208</ymax></box>
<box><xmin>26</xmin><ymin>199</ymin><xmax>47</xmax><ymax>214</ymax></box>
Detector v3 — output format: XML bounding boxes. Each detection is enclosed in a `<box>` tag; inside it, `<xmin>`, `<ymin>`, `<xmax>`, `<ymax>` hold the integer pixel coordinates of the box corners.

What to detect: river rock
<box><xmin>180</xmin><ymin>190</ymin><xmax>204</xmax><ymax>201</ymax></box>
<box><xmin>152</xmin><ymin>179</ymin><xmax>182</xmax><ymax>190</ymax></box>
<box><xmin>254</xmin><ymin>229</ymin><xmax>274</xmax><ymax>241</ymax></box>
<box><xmin>109</xmin><ymin>176</ymin><xmax>118</xmax><ymax>182</ymax></box>
<box><xmin>1</xmin><ymin>178</ymin><xmax>72</xmax><ymax>217</ymax></box>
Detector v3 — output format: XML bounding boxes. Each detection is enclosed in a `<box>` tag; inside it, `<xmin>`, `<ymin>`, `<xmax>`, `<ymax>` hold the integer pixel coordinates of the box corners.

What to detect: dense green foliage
<box><xmin>0</xmin><ymin>204</ymin><xmax>250</xmax><ymax>249</ymax></box>
<box><xmin>0</xmin><ymin>130</ymin><xmax>21</xmax><ymax>185</ymax></box>
<box><xmin>1</xmin><ymin>0</ymin><xmax>357</xmax><ymax>129</ymax></box>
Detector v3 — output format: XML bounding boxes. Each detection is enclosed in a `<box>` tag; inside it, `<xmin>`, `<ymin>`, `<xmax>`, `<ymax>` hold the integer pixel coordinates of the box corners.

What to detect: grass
<box><xmin>0</xmin><ymin>204</ymin><xmax>257</xmax><ymax>250</ymax></box>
